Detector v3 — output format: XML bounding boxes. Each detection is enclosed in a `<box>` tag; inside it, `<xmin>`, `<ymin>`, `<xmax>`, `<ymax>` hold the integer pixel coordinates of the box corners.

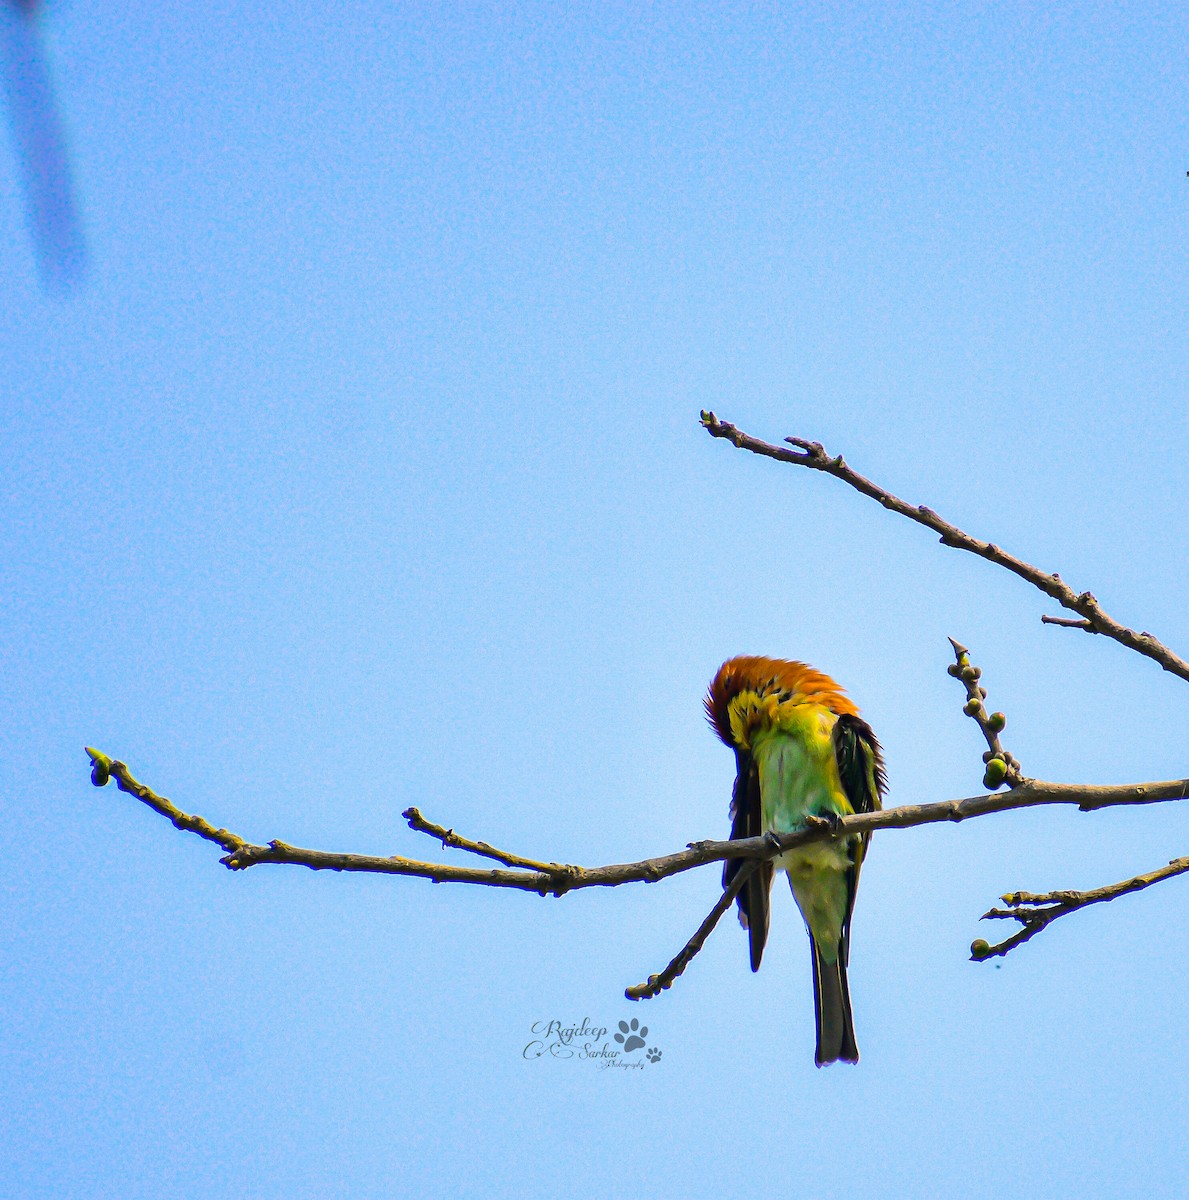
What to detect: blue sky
<box><xmin>3</xmin><ymin>3</ymin><xmax>1188</xmax><ymax>1196</ymax></box>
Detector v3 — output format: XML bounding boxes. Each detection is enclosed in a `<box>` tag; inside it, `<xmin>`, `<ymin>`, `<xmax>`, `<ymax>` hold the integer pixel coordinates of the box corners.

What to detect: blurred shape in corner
<box><xmin>1</xmin><ymin>0</ymin><xmax>85</xmax><ymax>291</ymax></box>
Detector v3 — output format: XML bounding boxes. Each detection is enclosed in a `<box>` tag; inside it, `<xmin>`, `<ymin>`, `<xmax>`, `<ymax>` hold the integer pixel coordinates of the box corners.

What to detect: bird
<box><xmin>705</xmin><ymin>655</ymin><xmax>885</xmax><ymax>1066</ymax></box>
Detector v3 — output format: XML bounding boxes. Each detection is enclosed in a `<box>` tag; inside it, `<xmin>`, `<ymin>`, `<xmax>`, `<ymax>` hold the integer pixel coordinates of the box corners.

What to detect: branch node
<box><xmin>784</xmin><ymin>435</ymin><xmax>825</xmax><ymax>459</ymax></box>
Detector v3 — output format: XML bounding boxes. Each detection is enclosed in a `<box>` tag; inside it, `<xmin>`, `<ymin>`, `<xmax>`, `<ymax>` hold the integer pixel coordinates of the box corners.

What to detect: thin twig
<box><xmin>402</xmin><ymin>806</ymin><xmax>560</xmax><ymax>872</ymax></box>
<box><xmin>85</xmin><ymin>748</ymin><xmax>247</xmax><ymax>854</ymax></box>
<box><xmin>1041</xmin><ymin>615</ymin><xmax>1096</xmax><ymax>632</ymax></box>
<box><xmin>946</xmin><ymin>638</ymin><xmax>1023</xmax><ymax>788</ymax></box>
<box><xmin>625</xmin><ymin>861</ymin><xmax>762</xmax><ymax>1000</ymax></box>
<box><xmin>699</xmin><ymin>412</ymin><xmax>1189</xmax><ymax>683</ymax></box>
<box><xmin>971</xmin><ymin>856</ymin><xmax>1189</xmax><ymax>960</ymax></box>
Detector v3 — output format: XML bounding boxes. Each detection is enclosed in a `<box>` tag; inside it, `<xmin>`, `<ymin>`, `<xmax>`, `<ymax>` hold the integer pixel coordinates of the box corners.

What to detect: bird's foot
<box><xmin>803</xmin><ymin>812</ymin><xmax>841</xmax><ymax>833</ymax></box>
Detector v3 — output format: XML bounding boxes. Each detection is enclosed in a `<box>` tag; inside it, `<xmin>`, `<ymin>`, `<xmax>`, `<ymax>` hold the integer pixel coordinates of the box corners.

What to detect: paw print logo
<box><xmin>614</xmin><ymin>1019</ymin><xmax>648</xmax><ymax>1053</ymax></box>
<box><xmin>646</xmin><ymin>1047</ymin><xmax>662</xmax><ymax>1063</ymax></box>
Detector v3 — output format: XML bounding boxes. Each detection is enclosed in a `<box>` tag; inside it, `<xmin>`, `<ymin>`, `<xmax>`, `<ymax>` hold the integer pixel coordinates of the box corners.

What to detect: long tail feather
<box><xmin>745</xmin><ymin>862</ymin><xmax>772</xmax><ymax>972</ymax></box>
<box><xmin>811</xmin><ymin>938</ymin><xmax>858</xmax><ymax>1066</ymax></box>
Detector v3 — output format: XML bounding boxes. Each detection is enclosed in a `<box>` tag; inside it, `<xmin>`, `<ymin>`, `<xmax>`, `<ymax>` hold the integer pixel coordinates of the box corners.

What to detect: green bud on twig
<box><xmin>963</xmin><ymin>698</ymin><xmax>982</xmax><ymax>716</ymax></box>
<box><xmin>970</xmin><ymin>939</ymin><xmax>992</xmax><ymax>960</ymax></box>
<box><xmin>987</xmin><ymin>712</ymin><xmax>1006</xmax><ymax>732</ymax></box>
<box><xmin>983</xmin><ymin>758</ymin><xmax>1008</xmax><ymax>789</ymax></box>
<box><xmin>86</xmin><ymin>747</ymin><xmax>112</xmax><ymax>788</ymax></box>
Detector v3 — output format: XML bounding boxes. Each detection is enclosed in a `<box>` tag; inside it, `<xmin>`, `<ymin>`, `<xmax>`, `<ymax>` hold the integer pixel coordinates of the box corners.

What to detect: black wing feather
<box><xmin>833</xmin><ymin>713</ymin><xmax>886</xmax><ymax>816</ymax></box>
<box><xmin>831</xmin><ymin>713</ymin><xmax>887</xmax><ymax>962</ymax></box>
<box><xmin>724</xmin><ymin>748</ymin><xmax>772</xmax><ymax>972</ymax></box>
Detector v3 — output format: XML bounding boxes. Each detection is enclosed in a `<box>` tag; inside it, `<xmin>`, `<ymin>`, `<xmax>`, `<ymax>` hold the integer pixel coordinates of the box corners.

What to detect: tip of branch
<box><xmin>625</xmin><ymin>974</ymin><xmax>664</xmax><ymax>1001</ymax></box>
<box><xmin>86</xmin><ymin>746</ymin><xmax>112</xmax><ymax>787</ymax></box>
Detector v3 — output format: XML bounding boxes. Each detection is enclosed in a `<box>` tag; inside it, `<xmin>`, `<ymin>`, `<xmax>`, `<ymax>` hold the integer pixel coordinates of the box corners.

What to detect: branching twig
<box><xmin>946</xmin><ymin>638</ymin><xmax>1024</xmax><ymax>788</ymax></box>
<box><xmin>699</xmin><ymin>411</ymin><xmax>1189</xmax><ymax>683</ymax></box>
<box><xmin>971</xmin><ymin>855</ymin><xmax>1189</xmax><ymax>960</ymax></box>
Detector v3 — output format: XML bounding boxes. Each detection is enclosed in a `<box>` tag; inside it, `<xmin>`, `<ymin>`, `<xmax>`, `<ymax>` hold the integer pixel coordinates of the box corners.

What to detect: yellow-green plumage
<box><xmin>706</xmin><ymin>656</ymin><xmax>886</xmax><ymax>1066</ymax></box>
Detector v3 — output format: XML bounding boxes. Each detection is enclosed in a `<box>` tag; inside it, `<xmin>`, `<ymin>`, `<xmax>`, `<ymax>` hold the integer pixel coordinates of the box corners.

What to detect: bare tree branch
<box><xmin>971</xmin><ymin>855</ymin><xmax>1189</xmax><ymax>960</ymax></box>
<box><xmin>84</xmin><ymin>580</ymin><xmax>1189</xmax><ymax>992</ymax></box>
<box><xmin>698</xmin><ymin>412</ymin><xmax>1189</xmax><ymax>962</ymax></box>
<box><xmin>699</xmin><ymin>411</ymin><xmax>1189</xmax><ymax>684</ymax></box>
<box><xmin>85</xmin><ymin>747</ymin><xmax>1189</xmax><ymax>894</ymax></box>
<box><xmin>92</xmin><ymin>732</ymin><xmax>1189</xmax><ymax>982</ymax></box>
<box><xmin>78</xmin><ymin>412</ymin><xmax>1189</xmax><ymax>1015</ymax></box>
<box><xmin>81</xmin><ymin>744</ymin><xmax>1189</xmax><ymax>888</ymax></box>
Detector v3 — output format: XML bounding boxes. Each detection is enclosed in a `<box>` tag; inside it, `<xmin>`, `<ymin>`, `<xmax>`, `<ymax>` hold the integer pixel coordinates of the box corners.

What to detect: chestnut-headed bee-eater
<box><xmin>706</xmin><ymin>656</ymin><xmax>886</xmax><ymax>1066</ymax></box>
